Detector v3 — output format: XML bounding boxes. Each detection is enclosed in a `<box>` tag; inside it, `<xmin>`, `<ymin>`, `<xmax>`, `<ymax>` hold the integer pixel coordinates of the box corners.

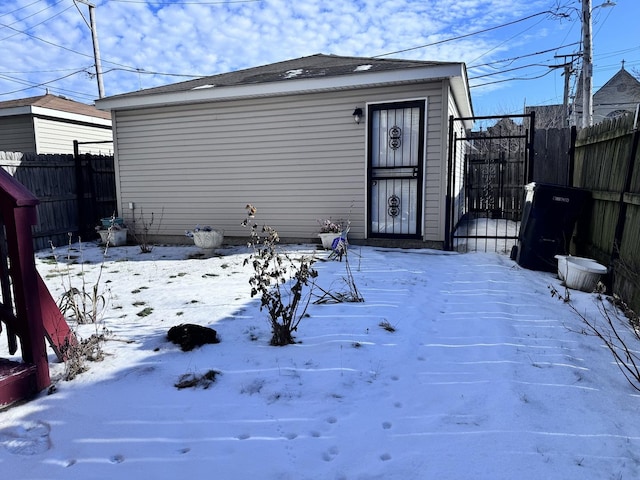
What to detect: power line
<box><xmin>0</xmin><ymin>65</ymin><xmax>94</xmax><ymax>74</ymax></box>
<box><xmin>470</xmin><ymin>68</ymin><xmax>556</xmax><ymax>89</ymax></box>
<box><xmin>0</xmin><ymin>0</ymin><xmax>70</xmax><ymax>42</ymax></box>
<box><xmin>468</xmin><ymin>42</ymin><xmax>581</xmax><ymax>69</ymax></box>
<box><xmin>0</xmin><ymin>19</ymin><xmax>95</xmax><ymax>58</ymax></box>
<box><xmin>0</xmin><ymin>68</ymin><xmax>95</xmax><ymax>99</ymax></box>
<box><xmin>0</xmin><ymin>0</ymin><xmax>66</xmax><ymax>25</ymax></box>
<box><xmin>374</xmin><ymin>10</ymin><xmax>556</xmax><ymax>58</ymax></box>
<box><xmin>469</xmin><ymin>63</ymin><xmax>555</xmax><ymax>80</ymax></box>
<box><xmin>105</xmin><ymin>0</ymin><xmax>261</xmax><ymax>3</ymax></box>
<box><xmin>0</xmin><ymin>0</ymin><xmax>41</xmax><ymax>19</ymax></box>
<box><xmin>0</xmin><ymin>12</ymin><xmax>203</xmax><ymax>78</ymax></box>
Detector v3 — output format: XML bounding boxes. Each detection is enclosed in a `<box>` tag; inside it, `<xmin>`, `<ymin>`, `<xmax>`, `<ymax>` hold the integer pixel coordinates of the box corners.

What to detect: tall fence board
<box><xmin>573</xmin><ymin>114</ymin><xmax>640</xmax><ymax>313</ymax></box>
<box><xmin>532</xmin><ymin>128</ymin><xmax>572</xmax><ymax>185</ymax></box>
<box><xmin>0</xmin><ymin>151</ymin><xmax>117</xmax><ymax>250</ymax></box>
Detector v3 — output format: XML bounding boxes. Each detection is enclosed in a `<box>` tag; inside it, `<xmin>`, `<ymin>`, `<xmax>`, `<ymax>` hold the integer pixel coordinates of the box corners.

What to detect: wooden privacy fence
<box><xmin>573</xmin><ymin>113</ymin><xmax>640</xmax><ymax>312</ymax></box>
<box><xmin>532</xmin><ymin>127</ymin><xmax>573</xmax><ymax>186</ymax></box>
<box><xmin>0</xmin><ymin>151</ymin><xmax>117</xmax><ymax>251</ymax></box>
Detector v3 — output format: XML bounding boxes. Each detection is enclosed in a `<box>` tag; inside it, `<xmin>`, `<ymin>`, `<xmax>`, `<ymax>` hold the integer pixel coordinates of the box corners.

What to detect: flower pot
<box><xmin>318</xmin><ymin>232</ymin><xmax>341</xmax><ymax>249</ymax></box>
<box><xmin>98</xmin><ymin>229</ymin><xmax>127</xmax><ymax>247</ymax></box>
<box><xmin>193</xmin><ymin>229</ymin><xmax>224</xmax><ymax>249</ymax></box>
<box><xmin>555</xmin><ymin>255</ymin><xmax>607</xmax><ymax>292</ymax></box>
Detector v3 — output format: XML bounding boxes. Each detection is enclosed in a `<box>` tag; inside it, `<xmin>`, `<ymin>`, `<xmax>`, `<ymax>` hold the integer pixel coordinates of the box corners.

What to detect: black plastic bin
<box><xmin>515</xmin><ymin>182</ymin><xmax>591</xmax><ymax>272</ymax></box>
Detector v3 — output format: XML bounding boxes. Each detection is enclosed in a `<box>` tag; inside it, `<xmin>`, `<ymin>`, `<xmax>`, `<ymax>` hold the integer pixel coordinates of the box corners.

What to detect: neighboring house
<box><xmin>96</xmin><ymin>54</ymin><xmax>473</xmax><ymax>246</ymax></box>
<box><xmin>528</xmin><ymin>65</ymin><xmax>640</xmax><ymax>129</ymax></box>
<box><xmin>0</xmin><ymin>94</ymin><xmax>112</xmax><ymax>154</ymax></box>
<box><xmin>592</xmin><ymin>66</ymin><xmax>640</xmax><ymax>122</ymax></box>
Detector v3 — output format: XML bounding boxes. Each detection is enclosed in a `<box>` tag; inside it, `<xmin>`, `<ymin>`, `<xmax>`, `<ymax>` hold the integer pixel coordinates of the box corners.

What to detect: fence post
<box><xmin>73</xmin><ymin>140</ymin><xmax>88</xmax><ymax>238</ymax></box>
<box><xmin>568</xmin><ymin>126</ymin><xmax>577</xmax><ymax>187</ymax></box>
<box><xmin>526</xmin><ymin>111</ymin><xmax>535</xmax><ymax>183</ymax></box>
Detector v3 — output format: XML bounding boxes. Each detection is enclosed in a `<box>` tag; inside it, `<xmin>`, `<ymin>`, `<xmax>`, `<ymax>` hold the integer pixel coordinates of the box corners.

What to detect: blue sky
<box><xmin>1</xmin><ymin>0</ymin><xmax>638</xmax><ymax>117</ymax></box>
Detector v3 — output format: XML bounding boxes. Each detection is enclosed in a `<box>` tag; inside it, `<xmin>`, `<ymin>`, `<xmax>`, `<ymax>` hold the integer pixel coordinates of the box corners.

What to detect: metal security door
<box><xmin>368</xmin><ymin>101</ymin><xmax>424</xmax><ymax>237</ymax></box>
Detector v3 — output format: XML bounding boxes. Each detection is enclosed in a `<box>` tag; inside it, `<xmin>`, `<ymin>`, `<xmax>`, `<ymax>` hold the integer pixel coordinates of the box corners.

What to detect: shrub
<box><xmin>242</xmin><ymin>205</ymin><xmax>318</xmax><ymax>346</ymax></box>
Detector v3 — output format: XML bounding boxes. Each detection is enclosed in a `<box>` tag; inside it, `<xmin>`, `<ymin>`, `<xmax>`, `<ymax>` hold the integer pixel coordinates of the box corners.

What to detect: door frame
<box><xmin>366</xmin><ymin>99</ymin><xmax>426</xmax><ymax>239</ymax></box>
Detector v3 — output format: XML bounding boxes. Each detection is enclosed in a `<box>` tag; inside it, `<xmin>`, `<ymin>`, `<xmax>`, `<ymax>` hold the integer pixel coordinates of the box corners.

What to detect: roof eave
<box><xmin>0</xmin><ymin>105</ymin><xmax>112</xmax><ymax>126</ymax></box>
<box><xmin>96</xmin><ymin>63</ymin><xmax>472</xmax><ymax>116</ymax></box>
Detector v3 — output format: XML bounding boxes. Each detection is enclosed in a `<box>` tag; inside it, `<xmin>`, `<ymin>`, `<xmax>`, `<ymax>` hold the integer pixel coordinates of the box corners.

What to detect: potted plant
<box><xmin>317</xmin><ymin>218</ymin><xmax>345</xmax><ymax>249</ymax></box>
<box><xmin>185</xmin><ymin>224</ymin><xmax>224</xmax><ymax>250</ymax></box>
<box><xmin>96</xmin><ymin>217</ymin><xmax>128</xmax><ymax>246</ymax></box>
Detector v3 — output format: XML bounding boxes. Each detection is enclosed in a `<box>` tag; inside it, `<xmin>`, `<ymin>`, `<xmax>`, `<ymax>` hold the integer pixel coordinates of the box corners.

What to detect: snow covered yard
<box><xmin>1</xmin><ymin>242</ymin><xmax>640</xmax><ymax>479</ymax></box>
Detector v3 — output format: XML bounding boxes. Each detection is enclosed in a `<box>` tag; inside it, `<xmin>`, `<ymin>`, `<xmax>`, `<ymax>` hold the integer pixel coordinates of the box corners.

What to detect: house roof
<box><xmin>593</xmin><ymin>67</ymin><xmax>640</xmax><ymax>102</ymax></box>
<box><xmin>0</xmin><ymin>94</ymin><xmax>111</xmax><ymax>121</ymax></box>
<box><xmin>96</xmin><ymin>54</ymin><xmax>473</xmax><ymax>117</ymax></box>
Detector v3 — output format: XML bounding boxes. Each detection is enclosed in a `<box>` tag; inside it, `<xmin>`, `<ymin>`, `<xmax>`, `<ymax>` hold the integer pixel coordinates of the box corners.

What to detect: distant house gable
<box><xmin>573</xmin><ymin>66</ymin><xmax>640</xmax><ymax>126</ymax></box>
<box><xmin>0</xmin><ymin>94</ymin><xmax>112</xmax><ymax>154</ymax></box>
<box><xmin>593</xmin><ymin>67</ymin><xmax>640</xmax><ymax>121</ymax></box>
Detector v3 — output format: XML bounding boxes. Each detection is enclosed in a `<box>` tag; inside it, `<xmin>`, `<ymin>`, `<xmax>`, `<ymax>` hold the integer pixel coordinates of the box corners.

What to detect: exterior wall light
<box><xmin>352</xmin><ymin>107</ymin><xmax>363</xmax><ymax>124</ymax></box>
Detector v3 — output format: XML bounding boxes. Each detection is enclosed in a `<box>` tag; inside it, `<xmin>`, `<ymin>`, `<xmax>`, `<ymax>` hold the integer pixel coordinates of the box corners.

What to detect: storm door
<box><xmin>368</xmin><ymin>101</ymin><xmax>425</xmax><ymax>237</ymax></box>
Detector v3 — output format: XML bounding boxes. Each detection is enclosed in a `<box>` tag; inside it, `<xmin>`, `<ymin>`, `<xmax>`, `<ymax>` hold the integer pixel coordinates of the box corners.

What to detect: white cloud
<box><xmin>0</xmin><ymin>0</ymin><xmax>635</xmax><ymax>115</ymax></box>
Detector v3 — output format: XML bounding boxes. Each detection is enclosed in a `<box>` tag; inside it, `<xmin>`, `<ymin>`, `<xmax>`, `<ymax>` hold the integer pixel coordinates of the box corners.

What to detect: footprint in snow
<box><xmin>322</xmin><ymin>445</ymin><xmax>339</xmax><ymax>462</ymax></box>
<box><xmin>0</xmin><ymin>420</ymin><xmax>51</xmax><ymax>455</ymax></box>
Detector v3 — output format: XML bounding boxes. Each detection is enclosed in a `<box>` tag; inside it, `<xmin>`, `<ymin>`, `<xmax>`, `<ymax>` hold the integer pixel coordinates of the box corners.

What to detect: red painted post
<box><xmin>7</xmin><ymin>206</ymin><xmax>50</xmax><ymax>391</ymax></box>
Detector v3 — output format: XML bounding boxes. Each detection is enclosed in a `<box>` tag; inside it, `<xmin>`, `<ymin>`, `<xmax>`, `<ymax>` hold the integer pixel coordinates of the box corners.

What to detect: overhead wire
<box><xmin>374</xmin><ymin>9</ymin><xmax>557</xmax><ymax>58</ymax></box>
<box><xmin>0</xmin><ymin>0</ymin><xmax>42</xmax><ymax>19</ymax></box>
<box><xmin>0</xmin><ymin>68</ymin><xmax>95</xmax><ymax>98</ymax></box>
<box><xmin>468</xmin><ymin>42</ymin><xmax>581</xmax><ymax>70</ymax></box>
<box><xmin>470</xmin><ymin>68</ymin><xmax>556</xmax><ymax>88</ymax></box>
<box><xmin>0</xmin><ymin>0</ymin><xmax>70</xmax><ymax>42</ymax></box>
<box><xmin>105</xmin><ymin>0</ymin><xmax>262</xmax><ymax>3</ymax></box>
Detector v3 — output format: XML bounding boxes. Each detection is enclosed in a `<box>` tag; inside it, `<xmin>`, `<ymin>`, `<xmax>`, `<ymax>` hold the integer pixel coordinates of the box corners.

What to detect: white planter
<box><xmin>98</xmin><ymin>229</ymin><xmax>127</xmax><ymax>247</ymax></box>
<box><xmin>193</xmin><ymin>229</ymin><xmax>224</xmax><ymax>249</ymax></box>
<box><xmin>555</xmin><ymin>255</ymin><xmax>607</xmax><ymax>292</ymax></box>
<box><xmin>318</xmin><ymin>232</ymin><xmax>341</xmax><ymax>250</ymax></box>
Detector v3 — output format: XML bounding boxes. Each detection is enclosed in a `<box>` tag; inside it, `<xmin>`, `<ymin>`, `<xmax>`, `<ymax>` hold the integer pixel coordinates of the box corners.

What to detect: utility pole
<box><xmin>552</xmin><ymin>54</ymin><xmax>580</xmax><ymax>127</ymax></box>
<box><xmin>581</xmin><ymin>0</ymin><xmax>593</xmax><ymax>128</ymax></box>
<box><xmin>76</xmin><ymin>0</ymin><xmax>105</xmax><ymax>98</ymax></box>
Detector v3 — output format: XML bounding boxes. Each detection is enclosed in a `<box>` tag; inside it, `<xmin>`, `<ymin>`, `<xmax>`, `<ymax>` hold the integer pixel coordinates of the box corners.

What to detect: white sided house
<box><xmin>0</xmin><ymin>94</ymin><xmax>112</xmax><ymax>155</ymax></box>
<box><xmin>96</xmin><ymin>54</ymin><xmax>473</xmax><ymax>247</ymax></box>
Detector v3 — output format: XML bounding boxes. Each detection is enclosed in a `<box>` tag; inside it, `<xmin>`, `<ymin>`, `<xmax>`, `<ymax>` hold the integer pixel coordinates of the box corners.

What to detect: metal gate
<box><xmin>446</xmin><ymin>113</ymin><xmax>535</xmax><ymax>253</ymax></box>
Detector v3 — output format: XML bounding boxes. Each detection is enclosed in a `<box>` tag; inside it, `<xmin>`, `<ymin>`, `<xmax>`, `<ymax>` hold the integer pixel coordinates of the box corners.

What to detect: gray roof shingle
<box><xmin>104</xmin><ymin>53</ymin><xmax>460</xmax><ymax>100</ymax></box>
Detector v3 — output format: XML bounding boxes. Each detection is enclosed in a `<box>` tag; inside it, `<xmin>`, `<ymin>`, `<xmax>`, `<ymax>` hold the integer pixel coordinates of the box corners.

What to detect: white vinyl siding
<box><xmin>0</xmin><ymin>115</ymin><xmax>36</xmax><ymax>153</ymax></box>
<box><xmin>113</xmin><ymin>81</ymin><xmax>447</xmax><ymax>243</ymax></box>
<box><xmin>33</xmin><ymin>117</ymin><xmax>113</xmax><ymax>155</ymax></box>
